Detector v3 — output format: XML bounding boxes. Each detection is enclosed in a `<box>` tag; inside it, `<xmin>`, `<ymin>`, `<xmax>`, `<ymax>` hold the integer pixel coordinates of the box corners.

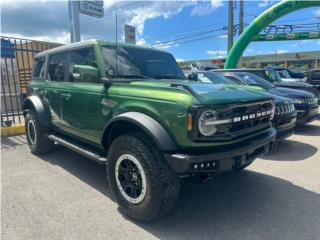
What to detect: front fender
<box><xmin>102</xmin><ymin>112</ymin><xmax>178</xmax><ymax>151</ymax></box>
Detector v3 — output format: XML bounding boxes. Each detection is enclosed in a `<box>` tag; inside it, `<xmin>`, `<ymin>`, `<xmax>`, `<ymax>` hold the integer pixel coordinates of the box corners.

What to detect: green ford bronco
<box><xmin>23</xmin><ymin>40</ymin><xmax>276</xmax><ymax>222</ymax></box>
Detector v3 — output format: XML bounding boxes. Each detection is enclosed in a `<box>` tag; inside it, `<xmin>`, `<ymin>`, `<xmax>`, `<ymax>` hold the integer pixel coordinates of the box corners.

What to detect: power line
<box><xmin>152</xmin><ymin>33</ymin><xmax>228</xmax><ymax>48</ymax></box>
<box><xmin>151</xmin><ymin>27</ymin><xmax>226</xmax><ymax>47</ymax></box>
<box><xmin>144</xmin><ymin>21</ymin><xmax>227</xmax><ymax>41</ymax></box>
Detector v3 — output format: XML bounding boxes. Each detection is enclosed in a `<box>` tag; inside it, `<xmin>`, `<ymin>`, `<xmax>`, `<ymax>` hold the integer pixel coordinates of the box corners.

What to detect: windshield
<box><xmin>197</xmin><ymin>72</ymin><xmax>232</xmax><ymax>84</ymax></box>
<box><xmin>266</xmin><ymin>69</ymin><xmax>280</xmax><ymax>82</ymax></box>
<box><xmin>276</xmin><ymin>69</ymin><xmax>291</xmax><ymax>78</ymax></box>
<box><xmin>236</xmin><ymin>72</ymin><xmax>274</xmax><ymax>89</ymax></box>
<box><xmin>101</xmin><ymin>45</ymin><xmax>185</xmax><ymax>80</ymax></box>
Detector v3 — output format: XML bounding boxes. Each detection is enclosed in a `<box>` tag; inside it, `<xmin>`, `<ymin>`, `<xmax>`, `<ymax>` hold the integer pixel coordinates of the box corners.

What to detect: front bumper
<box><xmin>165</xmin><ymin>127</ymin><xmax>276</xmax><ymax>174</ymax></box>
<box><xmin>295</xmin><ymin>104</ymin><xmax>319</xmax><ymax>125</ymax></box>
<box><xmin>273</xmin><ymin>113</ymin><xmax>297</xmax><ymax>140</ymax></box>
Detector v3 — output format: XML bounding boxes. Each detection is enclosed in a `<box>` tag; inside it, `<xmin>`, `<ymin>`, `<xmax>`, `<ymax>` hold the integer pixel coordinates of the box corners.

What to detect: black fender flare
<box><xmin>102</xmin><ymin>112</ymin><xmax>178</xmax><ymax>151</ymax></box>
<box><xmin>22</xmin><ymin>96</ymin><xmax>48</xmax><ymax>126</ymax></box>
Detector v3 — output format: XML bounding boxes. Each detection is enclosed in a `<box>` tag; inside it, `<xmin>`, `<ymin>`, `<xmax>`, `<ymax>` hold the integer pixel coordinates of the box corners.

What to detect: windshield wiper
<box><xmin>116</xmin><ymin>74</ymin><xmax>153</xmax><ymax>79</ymax></box>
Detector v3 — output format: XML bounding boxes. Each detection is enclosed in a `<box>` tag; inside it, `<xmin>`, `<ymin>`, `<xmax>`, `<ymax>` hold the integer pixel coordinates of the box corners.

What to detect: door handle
<box><xmin>61</xmin><ymin>93</ymin><xmax>71</xmax><ymax>101</ymax></box>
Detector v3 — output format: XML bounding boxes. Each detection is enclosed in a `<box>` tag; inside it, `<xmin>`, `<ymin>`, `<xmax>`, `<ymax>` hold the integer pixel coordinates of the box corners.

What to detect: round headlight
<box><xmin>198</xmin><ymin>110</ymin><xmax>218</xmax><ymax>136</ymax></box>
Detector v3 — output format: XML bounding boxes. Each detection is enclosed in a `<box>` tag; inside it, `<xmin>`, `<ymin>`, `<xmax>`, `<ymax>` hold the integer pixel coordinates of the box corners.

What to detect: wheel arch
<box><xmin>22</xmin><ymin>96</ymin><xmax>49</xmax><ymax>126</ymax></box>
<box><xmin>101</xmin><ymin>112</ymin><xmax>178</xmax><ymax>152</ymax></box>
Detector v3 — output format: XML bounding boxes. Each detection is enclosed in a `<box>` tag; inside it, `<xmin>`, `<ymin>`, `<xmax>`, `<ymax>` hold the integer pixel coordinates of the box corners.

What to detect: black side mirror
<box><xmin>188</xmin><ymin>73</ymin><xmax>198</xmax><ymax>81</ymax></box>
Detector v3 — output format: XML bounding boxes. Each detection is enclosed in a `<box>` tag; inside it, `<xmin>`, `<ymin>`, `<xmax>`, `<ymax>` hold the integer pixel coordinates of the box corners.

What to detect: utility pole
<box><xmin>238</xmin><ymin>0</ymin><xmax>244</xmax><ymax>66</ymax></box>
<box><xmin>68</xmin><ymin>0</ymin><xmax>80</xmax><ymax>42</ymax></box>
<box><xmin>239</xmin><ymin>0</ymin><xmax>244</xmax><ymax>35</ymax></box>
<box><xmin>228</xmin><ymin>0</ymin><xmax>234</xmax><ymax>53</ymax></box>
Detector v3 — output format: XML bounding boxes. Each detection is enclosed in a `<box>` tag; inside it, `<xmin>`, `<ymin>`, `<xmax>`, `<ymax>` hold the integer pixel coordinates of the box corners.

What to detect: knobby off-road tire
<box><xmin>107</xmin><ymin>132</ymin><xmax>180</xmax><ymax>222</ymax></box>
<box><xmin>25</xmin><ymin>110</ymin><xmax>54</xmax><ymax>154</ymax></box>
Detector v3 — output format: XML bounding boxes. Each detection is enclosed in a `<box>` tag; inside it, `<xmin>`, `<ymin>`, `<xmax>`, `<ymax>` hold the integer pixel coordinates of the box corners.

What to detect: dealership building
<box><xmin>181</xmin><ymin>51</ymin><xmax>320</xmax><ymax>70</ymax></box>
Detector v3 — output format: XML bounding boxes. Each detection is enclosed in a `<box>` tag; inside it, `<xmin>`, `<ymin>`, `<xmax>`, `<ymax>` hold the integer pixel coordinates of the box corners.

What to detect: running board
<box><xmin>47</xmin><ymin>135</ymin><xmax>107</xmax><ymax>164</ymax></box>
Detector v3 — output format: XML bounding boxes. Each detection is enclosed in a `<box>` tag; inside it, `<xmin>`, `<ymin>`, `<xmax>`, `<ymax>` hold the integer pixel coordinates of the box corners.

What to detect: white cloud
<box><xmin>176</xmin><ymin>58</ymin><xmax>185</xmax><ymax>62</ymax></box>
<box><xmin>258</xmin><ymin>0</ymin><xmax>271</xmax><ymax>8</ymax></box>
<box><xmin>315</xmin><ymin>9</ymin><xmax>320</xmax><ymax>17</ymax></box>
<box><xmin>217</xmin><ymin>34</ymin><xmax>228</xmax><ymax>39</ymax></box>
<box><xmin>136</xmin><ymin>38</ymin><xmax>147</xmax><ymax>46</ymax></box>
<box><xmin>277</xmin><ymin>49</ymin><xmax>288</xmax><ymax>54</ymax></box>
<box><xmin>190</xmin><ymin>0</ymin><xmax>223</xmax><ymax>16</ymax></box>
<box><xmin>1</xmin><ymin>1</ymin><xmax>195</xmax><ymax>43</ymax></box>
<box><xmin>206</xmin><ymin>50</ymin><xmax>227</xmax><ymax>58</ymax></box>
<box><xmin>127</xmin><ymin>1</ymin><xmax>195</xmax><ymax>35</ymax></box>
<box><xmin>2</xmin><ymin>32</ymin><xmax>71</xmax><ymax>44</ymax></box>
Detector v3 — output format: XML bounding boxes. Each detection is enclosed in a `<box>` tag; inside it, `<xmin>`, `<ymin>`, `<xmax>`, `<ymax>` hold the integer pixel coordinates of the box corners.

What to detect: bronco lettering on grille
<box><xmin>233</xmin><ymin>110</ymin><xmax>271</xmax><ymax>123</ymax></box>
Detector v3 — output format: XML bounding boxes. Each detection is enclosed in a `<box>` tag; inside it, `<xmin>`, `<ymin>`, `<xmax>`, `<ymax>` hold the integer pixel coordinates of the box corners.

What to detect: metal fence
<box><xmin>1</xmin><ymin>36</ymin><xmax>61</xmax><ymax>126</ymax></box>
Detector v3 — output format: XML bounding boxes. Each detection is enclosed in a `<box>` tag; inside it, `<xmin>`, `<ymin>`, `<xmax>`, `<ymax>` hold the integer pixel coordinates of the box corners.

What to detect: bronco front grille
<box><xmin>195</xmin><ymin>100</ymin><xmax>274</xmax><ymax>141</ymax></box>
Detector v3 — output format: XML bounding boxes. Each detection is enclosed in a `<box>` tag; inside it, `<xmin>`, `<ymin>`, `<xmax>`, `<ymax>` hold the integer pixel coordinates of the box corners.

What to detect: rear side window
<box><xmin>48</xmin><ymin>52</ymin><xmax>67</xmax><ymax>82</ymax></box>
<box><xmin>33</xmin><ymin>56</ymin><xmax>46</xmax><ymax>78</ymax></box>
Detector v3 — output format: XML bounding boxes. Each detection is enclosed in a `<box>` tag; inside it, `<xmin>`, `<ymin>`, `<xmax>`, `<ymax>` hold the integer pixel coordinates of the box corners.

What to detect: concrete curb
<box><xmin>1</xmin><ymin>125</ymin><xmax>25</xmax><ymax>137</ymax></box>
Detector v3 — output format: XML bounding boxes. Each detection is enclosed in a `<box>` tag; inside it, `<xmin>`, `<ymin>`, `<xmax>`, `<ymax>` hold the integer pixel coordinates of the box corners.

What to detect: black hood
<box><xmin>268</xmin><ymin>87</ymin><xmax>315</xmax><ymax>98</ymax></box>
<box><xmin>273</xmin><ymin>95</ymin><xmax>292</xmax><ymax>104</ymax></box>
<box><xmin>274</xmin><ymin>81</ymin><xmax>313</xmax><ymax>90</ymax></box>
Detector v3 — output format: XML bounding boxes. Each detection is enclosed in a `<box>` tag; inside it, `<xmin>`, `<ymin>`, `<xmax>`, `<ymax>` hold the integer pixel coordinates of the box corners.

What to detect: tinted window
<box><xmin>197</xmin><ymin>72</ymin><xmax>232</xmax><ymax>84</ymax></box>
<box><xmin>237</xmin><ymin>72</ymin><xmax>274</xmax><ymax>89</ymax></box>
<box><xmin>276</xmin><ymin>70</ymin><xmax>291</xmax><ymax>78</ymax></box>
<box><xmin>48</xmin><ymin>53</ymin><xmax>67</xmax><ymax>82</ymax></box>
<box><xmin>68</xmin><ymin>47</ymin><xmax>97</xmax><ymax>82</ymax></box>
<box><xmin>33</xmin><ymin>56</ymin><xmax>46</xmax><ymax>78</ymax></box>
<box><xmin>101</xmin><ymin>45</ymin><xmax>184</xmax><ymax>80</ymax></box>
<box><xmin>266</xmin><ymin>70</ymin><xmax>280</xmax><ymax>82</ymax></box>
<box><xmin>225</xmin><ymin>75</ymin><xmax>245</xmax><ymax>85</ymax></box>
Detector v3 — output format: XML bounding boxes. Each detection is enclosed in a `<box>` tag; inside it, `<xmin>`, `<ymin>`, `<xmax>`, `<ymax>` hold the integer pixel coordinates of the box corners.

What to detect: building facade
<box><xmin>180</xmin><ymin>51</ymin><xmax>320</xmax><ymax>71</ymax></box>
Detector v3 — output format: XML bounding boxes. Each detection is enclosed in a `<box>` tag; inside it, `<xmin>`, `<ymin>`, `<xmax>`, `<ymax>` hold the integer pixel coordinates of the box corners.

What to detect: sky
<box><xmin>1</xmin><ymin>0</ymin><xmax>320</xmax><ymax>61</ymax></box>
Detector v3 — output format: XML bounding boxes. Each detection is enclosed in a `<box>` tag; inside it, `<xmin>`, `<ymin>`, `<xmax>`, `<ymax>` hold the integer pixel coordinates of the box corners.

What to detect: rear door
<box><xmin>60</xmin><ymin>46</ymin><xmax>105</xmax><ymax>144</ymax></box>
<box><xmin>46</xmin><ymin>52</ymin><xmax>68</xmax><ymax>129</ymax></box>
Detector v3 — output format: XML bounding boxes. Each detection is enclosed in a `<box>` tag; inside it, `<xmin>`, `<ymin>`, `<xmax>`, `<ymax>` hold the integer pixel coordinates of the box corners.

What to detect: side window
<box><xmin>48</xmin><ymin>52</ymin><xmax>67</xmax><ymax>82</ymax></box>
<box><xmin>68</xmin><ymin>47</ymin><xmax>98</xmax><ymax>83</ymax></box>
<box><xmin>33</xmin><ymin>56</ymin><xmax>46</xmax><ymax>78</ymax></box>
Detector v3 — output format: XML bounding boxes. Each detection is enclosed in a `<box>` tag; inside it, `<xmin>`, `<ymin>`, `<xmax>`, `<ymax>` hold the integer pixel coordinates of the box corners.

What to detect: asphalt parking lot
<box><xmin>2</xmin><ymin>120</ymin><xmax>320</xmax><ymax>240</ymax></box>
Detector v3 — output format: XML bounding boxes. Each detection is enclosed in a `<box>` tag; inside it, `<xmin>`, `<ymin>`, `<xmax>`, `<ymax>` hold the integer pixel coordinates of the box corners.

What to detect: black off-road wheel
<box><xmin>24</xmin><ymin>110</ymin><xmax>54</xmax><ymax>154</ymax></box>
<box><xmin>107</xmin><ymin>132</ymin><xmax>180</xmax><ymax>222</ymax></box>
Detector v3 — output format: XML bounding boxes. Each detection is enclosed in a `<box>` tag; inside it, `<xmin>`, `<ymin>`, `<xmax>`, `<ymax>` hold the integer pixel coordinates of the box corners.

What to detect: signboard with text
<box><xmin>124</xmin><ymin>25</ymin><xmax>136</xmax><ymax>44</ymax></box>
<box><xmin>79</xmin><ymin>0</ymin><xmax>104</xmax><ymax>18</ymax></box>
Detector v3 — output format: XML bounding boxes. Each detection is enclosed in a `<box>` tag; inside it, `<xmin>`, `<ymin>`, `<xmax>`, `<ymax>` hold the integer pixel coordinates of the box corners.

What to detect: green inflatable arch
<box><xmin>224</xmin><ymin>0</ymin><xmax>320</xmax><ymax>69</ymax></box>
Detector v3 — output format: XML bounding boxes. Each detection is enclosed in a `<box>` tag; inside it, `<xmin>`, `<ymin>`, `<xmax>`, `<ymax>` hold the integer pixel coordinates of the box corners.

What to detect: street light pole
<box><xmin>68</xmin><ymin>0</ymin><xmax>81</xmax><ymax>43</ymax></box>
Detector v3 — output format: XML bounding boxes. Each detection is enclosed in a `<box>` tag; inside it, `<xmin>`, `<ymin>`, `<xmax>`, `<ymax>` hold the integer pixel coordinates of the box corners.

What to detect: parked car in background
<box><xmin>306</xmin><ymin>69</ymin><xmax>320</xmax><ymax>98</ymax></box>
<box><xmin>218</xmin><ymin>68</ymin><xmax>319</xmax><ymax>98</ymax></box>
<box><xmin>269</xmin><ymin>66</ymin><xmax>305</xmax><ymax>82</ymax></box>
<box><xmin>213</xmin><ymin>70</ymin><xmax>318</xmax><ymax>126</ymax></box>
<box><xmin>188</xmin><ymin>71</ymin><xmax>296</xmax><ymax>138</ymax></box>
